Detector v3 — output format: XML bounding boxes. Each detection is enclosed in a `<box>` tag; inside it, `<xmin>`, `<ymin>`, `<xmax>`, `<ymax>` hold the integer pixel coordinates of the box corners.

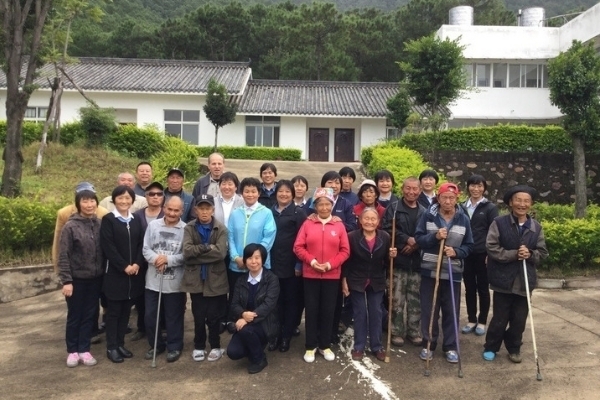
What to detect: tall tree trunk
<box><xmin>572</xmin><ymin>135</ymin><xmax>587</xmax><ymax>218</ymax></box>
<box><xmin>213</xmin><ymin>125</ymin><xmax>219</xmax><ymax>152</ymax></box>
<box><xmin>2</xmin><ymin>102</ymin><xmax>26</xmax><ymax>197</ymax></box>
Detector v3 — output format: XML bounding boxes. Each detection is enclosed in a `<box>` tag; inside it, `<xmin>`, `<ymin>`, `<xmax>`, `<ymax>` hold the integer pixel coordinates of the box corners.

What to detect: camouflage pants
<box><xmin>391</xmin><ymin>269</ymin><xmax>421</xmax><ymax>339</ymax></box>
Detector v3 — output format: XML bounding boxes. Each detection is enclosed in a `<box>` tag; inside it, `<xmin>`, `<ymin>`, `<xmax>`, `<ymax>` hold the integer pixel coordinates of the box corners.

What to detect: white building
<box><xmin>436</xmin><ymin>3</ymin><xmax>600</xmax><ymax>127</ymax></box>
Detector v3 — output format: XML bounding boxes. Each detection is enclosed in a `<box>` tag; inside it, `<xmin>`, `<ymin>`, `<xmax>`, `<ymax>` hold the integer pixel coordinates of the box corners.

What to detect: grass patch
<box><xmin>0</xmin><ymin>247</ymin><xmax>51</xmax><ymax>268</ymax></box>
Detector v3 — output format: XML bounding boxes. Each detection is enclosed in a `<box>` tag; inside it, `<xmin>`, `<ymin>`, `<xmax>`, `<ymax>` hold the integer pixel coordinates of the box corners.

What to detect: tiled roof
<box><xmin>237</xmin><ymin>80</ymin><xmax>449</xmax><ymax>118</ymax></box>
<box><xmin>0</xmin><ymin>58</ymin><xmax>251</xmax><ymax>94</ymax></box>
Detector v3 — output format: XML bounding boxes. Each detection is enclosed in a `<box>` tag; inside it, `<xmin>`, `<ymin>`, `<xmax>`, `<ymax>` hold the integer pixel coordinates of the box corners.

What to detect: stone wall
<box><xmin>0</xmin><ymin>265</ymin><xmax>60</xmax><ymax>303</ymax></box>
<box><xmin>426</xmin><ymin>151</ymin><xmax>600</xmax><ymax>205</ymax></box>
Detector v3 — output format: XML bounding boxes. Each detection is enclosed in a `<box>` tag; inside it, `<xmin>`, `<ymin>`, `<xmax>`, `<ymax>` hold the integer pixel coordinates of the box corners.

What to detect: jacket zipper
<box><xmin>127</xmin><ymin>221</ymin><xmax>132</xmax><ymax>299</ymax></box>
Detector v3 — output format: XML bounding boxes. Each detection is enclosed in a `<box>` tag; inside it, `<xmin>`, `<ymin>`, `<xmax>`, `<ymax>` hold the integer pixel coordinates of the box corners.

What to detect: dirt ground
<box><xmin>1</xmin><ymin>288</ymin><xmax>599</xmax><ymax>400</ymax></box>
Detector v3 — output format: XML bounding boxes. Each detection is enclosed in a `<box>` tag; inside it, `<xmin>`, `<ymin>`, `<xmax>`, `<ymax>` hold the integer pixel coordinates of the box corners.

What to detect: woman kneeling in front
<box><xmin>227</xmin><ymin>244</ymin><xmax>280</xmax><ymax>374</ymax></box>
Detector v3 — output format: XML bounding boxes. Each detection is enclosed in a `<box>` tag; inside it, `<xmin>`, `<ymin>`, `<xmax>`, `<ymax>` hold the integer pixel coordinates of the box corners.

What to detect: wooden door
<box><xmin>309</xmin><ymin>128</ymin><xmax>329</xmax><ymax>161</ymax></box>
<box><xmin>334</xmin><ymin>129</ymin><xmax>355</xmax><ymax>162</ymax></box>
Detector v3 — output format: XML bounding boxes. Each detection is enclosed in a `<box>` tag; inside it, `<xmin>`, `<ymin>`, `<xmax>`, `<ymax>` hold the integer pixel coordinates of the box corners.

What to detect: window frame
<box><xmin>245</xmin><ymin>116</ymin><xmax>280</xmax><ymax>148</ymax></box>
<box><xmin>163</xmin><ymin>109</ymin><xmax>200</xmax><ymax>145</ymax></box>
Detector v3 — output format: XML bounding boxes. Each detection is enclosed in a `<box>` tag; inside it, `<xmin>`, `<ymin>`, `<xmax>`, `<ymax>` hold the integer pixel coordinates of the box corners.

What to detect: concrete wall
<box><xmin>0</xmin><ymin>265</ymin><xmax>60</xmax><ymax>303</ymax></box>
<box><xmin>427</xmin><ymin>150</ymin><xmax>600</xmax><ymax>205</ymax></box>
<box><xmin>559</xmin><ymin>2</ymin><xmax>600</xmax><ymax>51</ymax></box>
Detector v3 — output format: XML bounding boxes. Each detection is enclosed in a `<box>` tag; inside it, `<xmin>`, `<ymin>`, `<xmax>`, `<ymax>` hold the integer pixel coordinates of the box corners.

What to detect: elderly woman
<box><xmin>58</xmin><ymin>188</ymin><xmax>103</xmax><ymax>367</ymax></box>
<box><xmin>294</xmin><ymin>188</ymin><xmax>350</xmax><ymax>363</ymax></box>
<box><xmin>353</xmin><ymin>179</ymin><xmax>386</xmax><ymax>228</ymax></box>
<box><xmin>342</xmin><ymin>208</ymin><xmax>396</xmax><ymax>361</ymax></box>
<box><xmin>269</xmin><ymin>180</ymin><xmax>307</xmax><ymax>352</ymax></box>
<box><xmin>227</xmin><ymin>243</ymin><xmax>280</xmax><ymax>374</ymax></box>
<box><xmin>101</xmin><ymin>185</ymin><xmax>145</xmax><ymax>363</ymax></box>
<box><xmin>213</xmin><ymin>172</ymin><xmax>244</xmax><ymax>227</ymax></box>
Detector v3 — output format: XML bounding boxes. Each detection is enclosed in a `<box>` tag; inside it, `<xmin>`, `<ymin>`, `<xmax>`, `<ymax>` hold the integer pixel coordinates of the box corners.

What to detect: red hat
<box><xmin>438</xmin><ymin>182</ymin><xmax>460</xmax><ymax>196</ymax></box>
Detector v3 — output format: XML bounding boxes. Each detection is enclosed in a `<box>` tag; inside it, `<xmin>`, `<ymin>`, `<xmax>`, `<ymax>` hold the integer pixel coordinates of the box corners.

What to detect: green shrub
<box><xmin>58</xmin><ymin>122</ymin><xmax>86</xmax><ymax>146</ymax></box>
<box><xmin>196</xmin><ymin>146</ymin><xmax>301</xmax><ymax>161</ymax></box>
<box><xmin>79</xmin><ymin>106</ymin><xmax>117</xmax><ymax>146</ymax></box>
<box><xmin>0</xmin><ymin>197</ymin><xmax>58</xmax><ymax>251</ymax></box>
<box><xmin>0</xmin><ymin>120</ymin><xmax>44</xmax><ymax>146</ymax></box>
<box><xmin>107</xmin><ymin>125</ymin><xmax>166</xmax><ymax>159</ymax></box>
<box><xmin>533</xmin><ymin>203</ymin><xmax>600</xmax><ymax>222</ymax></box>
<box><xmin>540</xmin><ymin>219</ymin><xmax>600</xmax><ymax>270</ymax></box>
<box><xmin>151</xmin><ymin>137</ymin><xmax>200</xmax><ymax>184</ymax></box>
<box><xmin>361</xmin><ymin>146</ymin><xmax>374</xmax><ymax>167</ymax></box>
<box><xmin>397</xmin><ymin>125</ymin><xmax>575</xmax><ymax>154</ymax></box>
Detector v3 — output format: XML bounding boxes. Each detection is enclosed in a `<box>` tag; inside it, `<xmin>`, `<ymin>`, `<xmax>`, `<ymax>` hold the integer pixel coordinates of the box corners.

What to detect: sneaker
<box><xmin>446</xmin><ymin>350</ymin><xmax>459</xmax><ymax>363</ymax></box>
<box><xmin>407</xmin><ymin>336</ymin><xmax>423</xmax><ymax>346</ymax></box>
<box><xmin>130</xmin><ymin>331</ymin><xmax>146</xmax><ymax>341</ymax></box>
<box><xmin>373</xmin><ymin>349</ymin><xmax>386</xmax><ymax>362</ymax></box>
<box><xmin>207</xmin><ymin>348</ymin><xmax>225</xmax><ymax>362</ymax></box>
<box><xmin>482</xmin><ymin>350</ymin><xmax>496</xmax><ymax>361</ymax></box>
<box><xmin>144</xmin><ymin>347</ymin><xmax>165</xmax><ymax>360</ymax></box>
<box><xmin>78</xmin><ymin>352</ymin><xmax>97</xmax><ymax>366</ymax></box>
<box><xmin>192</xmin><ymin>349</ymin><xmax>205</xmax><ymax>362</ymax></box>
<box><xmin>304</xmin><ymin>349</ymin><xmax>316</xmax><ymax>363</ymax></box>
<box><xmin>66</xmin><ymin>352</ymin><xmax>80</xmax><ymax>367</ymax></box>
<box><xmin>391</xmin><ymin>336</ymin><xmax>405</xmax><ymax>347</ymax></box>
<box><xmin>475</xmin><ymin>325</ymin><xmax>486</xmax><ymax>336</ymax></box>
<box><xmin>351</xmin><ymin>349</ymin><xmax>364</xmax><ymax>361</ymax></box>
<box><xmin>461</xmin><ymin>323</ymin><xmax>476</xmax><ymax>334</ymax></box>
<box><xmin>319</xmin><ymin>348</ymin><xmax>335</xmax><ymax>361</ymax></box>
<box><xmin>508</xmin><ymin>353</ymin><xmax>522</xmax><ymax>363</ymax></box>
<box><xmin>419</xmin><ymin>348</ymin><xmax>433</xmax><ymax>361</ymax></box>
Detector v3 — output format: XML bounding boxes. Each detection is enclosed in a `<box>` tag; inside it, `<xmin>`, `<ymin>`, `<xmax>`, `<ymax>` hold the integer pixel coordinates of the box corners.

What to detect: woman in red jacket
<box><xmin>294</xmin><ymin>188</ymin><xmax>350</xmax><ymax>363</ymax></box>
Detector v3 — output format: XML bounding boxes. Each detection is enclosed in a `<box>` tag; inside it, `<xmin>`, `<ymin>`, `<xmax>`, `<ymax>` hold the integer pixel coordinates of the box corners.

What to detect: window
<box><xmin>463</xmin><ymin>64</ymin><xmax>474</xmax><ymax>86</ymax></box>
<box><xmin>541</xmin><ymin>64</ymin><xmax>549</xmax><ymax>88</ymax></box>
<box><xmin>24</xmin><ymin>106</ymin><xmax>48</xmax><ymax>122</ymax></box>
<box><xmin>475</xmin><ymin>64</ymin><xmax>491</xmax><ymax>87</ymax></box>
<box><xmin>492</xmin><ymin>63</ymin><xmax>508</xmax><ymax>88</ymax></box>
<box><xmin>164</xmin><ymin>110</ymin><xmax>200</xmax><ymax>144</ymax></box>
<box><xmin>509</xmin><ymin>64</ymin><xmax>521</xmax><ymax>87</ymax></box>
<box><xmin>386</xmin><ymin>119</ymin><xmax>402</xmax><ymax>140</ymax></box>
<box><xmin>522</xmin><ymin>64</ymin><xmax>539</xmax><ymax>88</ymax></box>
<box><xmin>245</xmin><ymin>116</ymin><xmax>280</xmax><ymax>147</ymax></box>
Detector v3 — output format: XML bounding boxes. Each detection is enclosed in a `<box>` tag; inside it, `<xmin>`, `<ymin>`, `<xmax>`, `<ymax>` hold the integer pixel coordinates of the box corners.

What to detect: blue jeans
<box><xmin>65</xmin><ymin>277</ymin><xmax>102</xmax><ymax>353</ymax></box>
<box><xmin>350</xmin><ymin>286</ymin><xmax>384</xmax><ymax>352</ymax></box>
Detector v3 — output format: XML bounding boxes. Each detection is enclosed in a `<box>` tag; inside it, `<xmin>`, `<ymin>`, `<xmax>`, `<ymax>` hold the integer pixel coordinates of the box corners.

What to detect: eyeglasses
<box><xmin>147</xmin><ymin>192</ymin><xmax>164</xmax><ymax>197</ymax></box>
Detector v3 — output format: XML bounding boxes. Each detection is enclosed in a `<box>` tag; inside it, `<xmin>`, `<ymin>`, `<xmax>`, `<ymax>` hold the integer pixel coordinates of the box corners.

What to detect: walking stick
<box><xmin>522</xmin><ymin>259</ymin><xmax>543</xmax><ymax>381</ymax></box>
<box><xmin>385</xmin><ymin>201</ymin><xmax>399</xmax><ymax>363</ymax></box>
<box><xmin>151</xmin><ymin>269</ymin><xmax>165</xmax><ymax>368</ymax></box>
<box><xmin>424</xmin><ymin>238</ymin><xmax>445</xmax><ymax>377</ymax></box>
<box><xmin>447</xmin><ymin>257</ymin><xmax>464</xmax><ymax>378</ymax></box>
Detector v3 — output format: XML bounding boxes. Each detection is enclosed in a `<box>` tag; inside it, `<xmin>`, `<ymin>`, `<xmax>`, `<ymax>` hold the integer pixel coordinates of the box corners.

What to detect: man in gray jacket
<box><xmin>142</xmin><ymin>196</ymin><xmax>187</xmax><ymax>363</ymax></box>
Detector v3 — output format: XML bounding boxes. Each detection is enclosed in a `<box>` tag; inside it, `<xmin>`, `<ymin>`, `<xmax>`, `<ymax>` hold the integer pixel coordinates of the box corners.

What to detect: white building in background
<box><xmin>436</xmin><ymin>2</ymin><xmax>600</xmax><ymax>127</ymax></box>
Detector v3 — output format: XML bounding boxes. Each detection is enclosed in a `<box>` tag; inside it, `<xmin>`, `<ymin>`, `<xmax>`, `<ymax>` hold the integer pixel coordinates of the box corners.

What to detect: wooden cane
<box><xmin>424</xmin><ymin>238</ymin><xmax>445</xmax><ymax>376</ymax></box>
<box><xmin>384</xmin><ymin>213</ymin><xmax>397</xmax><ymax>363</ymax></box>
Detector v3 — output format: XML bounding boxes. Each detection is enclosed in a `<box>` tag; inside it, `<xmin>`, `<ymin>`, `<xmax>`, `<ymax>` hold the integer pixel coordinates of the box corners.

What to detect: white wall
<box><xmin>280</xmin><ymin>116</ymin><xmax>308</xmax><ymax>158</ymax></box>
<box><xmin>559</xmin><ymin>2</ymin><xmax>600</xmax><ymax>51</ymax></box>
<box><xmin>360</xmin><ymin>119</ymin><xmax>386</xmax><ymax>148</ymax></box>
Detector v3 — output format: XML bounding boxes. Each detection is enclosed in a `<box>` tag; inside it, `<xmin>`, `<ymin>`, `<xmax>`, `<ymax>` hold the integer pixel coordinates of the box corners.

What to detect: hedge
<box><xmin>0</xmin><ymin>120</ymin><xmax>86</xmax><ymax>146</ymax></box>
<box><xmin>533</xmin><ymin>203</ymin><xmax>600</xmax><ymax>222</ymax></box>
<box><xmin>0</xmin><ymin>198</ymin><xmax>58</xmax><ymax>251</ymax></box>
<box><xmin>396</xmin><ymin>125</ymin><xmax>576</xmax><ymax>154</ymax></box>
<box><xmin>541</xmin><ymin>219</ymin><xmax>600</xmax><ymax>270</ymax></box>
<box><xmin>151</xmin><ymin>136</ymin><xmax>201</xmax><ymax>184</ymax></box>
<box><xmin>106</xmin><ymin>125</ymin><xmax>166</xmax><ymax>159</ymax></box>
<box><xmin>196</xmin><ymin>146</ymin><xmax>302</xmax><ymax>161</ymax></box>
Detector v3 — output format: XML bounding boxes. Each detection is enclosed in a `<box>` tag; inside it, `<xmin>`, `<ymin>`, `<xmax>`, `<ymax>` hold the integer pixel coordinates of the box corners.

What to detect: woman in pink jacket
<box><xmin>294</xmin><ymin>188</ymin><xmax>350</xmax><ymax>363</ymax></box>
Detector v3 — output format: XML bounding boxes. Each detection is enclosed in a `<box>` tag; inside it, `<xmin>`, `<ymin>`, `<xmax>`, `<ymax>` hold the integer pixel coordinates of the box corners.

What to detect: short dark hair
<box><xmin>357</xmin><ymin>182</ymin><xmax>380</xmax><ymax>200</ymax></box>
<box><xmin>419</xmin><ymin>169</ymin><xmax>439</xmax><ymax>184</ymax></box>
<box><xmin>320</xmin><ymin>171</ymin><xmax>341</xmax><ymax>187</ymax></box>
<box><xmin>291</xmin><ymin>175</ymin><xmax>309</xmax><ymax>188</ymax></box>
<box><xmin>240</xmin><ymin>177</ymin><xmax>261</xmax><ymax>192</ymax></box>
<box><xmin>136</xmin><ymin>161</ymin><xmax>152</xmax><ymax>170</ymax></box>
<box><xmin>219</xmin><ymin>171</ymin><xmax>239</xmax><ymax>188</ymax></box>
<box><xmin>338</xmin><ymin>167</ymin><xmax>356</xmax><ymax>181</ymax></box>
<box><xmin>111</xmin><ymin>185</ymin><xmax>136</xmax><ymax>204</ymax></box>
<box><xmin>466</xmin><ymin>174</ymin><xmax>488</xmax><ymax>192</ymax></box>
<box><xmin>260</xmin><ymin>163</ymin><xmax>277</xmax><ymax>176</ymax></box>
<box><xmin>374</xmin><ymin>170</ymin><xmax>396</xmax><ymax>187</ymax></box>
<box><xmin>242</xmin><ymin>243</ymin><xmax>268</xmax><ymax>265</ymax></box>
<box><xmin>276</xmin><ymin>179</ymin><xmax>295</xmax><ymax>198</ymax></box>
<box><xmin>75</xmin><ymin>190</ymin><xmax>98</xmax><ymax>213</ymax></box>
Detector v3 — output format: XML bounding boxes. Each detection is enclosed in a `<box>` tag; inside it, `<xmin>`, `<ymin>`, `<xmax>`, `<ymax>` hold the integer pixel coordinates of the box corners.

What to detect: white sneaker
<box><xmin>66</xmin><ymin>352</ymin><xmax>79</xmax><ymax>368</ymax></box>
<box><xmin>304</xmin><ymin>349</ymin><xmax>316</xmax><ymax>363</ymax></box>
<box><xmin>318</xmin><ymin>348</ymin><xmax>335</xmax><ymax>361</ymax></box>
<box><xmin>78</xmin><ymin>352</ymin><xmax>97</xmax><ymax>366</ymax></box>
<box><xmin>207</xmin><ymin>348</ymin><xmax>225</xmax><ymax>361</ymax></box>
<box><xmin>192</xmin><ymin>349</ymin><xmax>205</xmax><ymax>362</ymax></box>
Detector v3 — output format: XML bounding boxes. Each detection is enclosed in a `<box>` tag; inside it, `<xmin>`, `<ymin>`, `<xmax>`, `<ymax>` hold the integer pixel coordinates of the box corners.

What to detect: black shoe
<box><xmin>107</xmin><ymin>349</ymin><xmax>124</xmax><ymax>363</ymax></box>
<box><xmin>166</xmin><ymin>350</ymin><xmax>181</xmax><ymax>363</ymax></box>
<box><xmin>267</xmin><ymin>337</ymin><xmax>280</xmax><ymax>351</ymax></box>
<box><xmin>279</xmin><ymin>338</ymin><xmax>290</xmax><ymax>353</ymax></box>
<box><xmin>144</xmin><ymin>347</ymin><xmax>166</xmax><ymax>360</ymax></box>
<box><xmin>293</xmin><ymin>327</ymin><xmax>301</xmax><ymax>337</ymax></box>
<box><xmin>247</xmin><ymin>357</ymin><xmax>268</xmax><ymax>374</ymax></box>
<box><xmin>130</xmin><ymin>331</ymin><xmax>146</xmax><ymax>341</ymax></box>
<box><xmin>117</xmin><ymin>346</ymin><xmax>133</xmax><ymax>358</ymax></box>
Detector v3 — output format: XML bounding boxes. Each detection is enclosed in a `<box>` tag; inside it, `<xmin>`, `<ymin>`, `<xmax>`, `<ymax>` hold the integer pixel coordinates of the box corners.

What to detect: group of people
<box><xmin>54</xmin><ymin>152</ymin><xmax>548</xmax><ymax>374</ymax></box>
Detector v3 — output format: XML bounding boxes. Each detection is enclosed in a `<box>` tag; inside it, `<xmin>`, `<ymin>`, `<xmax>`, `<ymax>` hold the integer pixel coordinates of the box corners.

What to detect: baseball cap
<box><xmin>438</xmin><ymin>182</ymin><xmax>460</xmax><ymax>196</ymax></box>
<box><xmin>167</xmin><ymin>168</ymin><xmax>184</xmax><ymax>178</ymax></box>
<box><xmin>75</xmin><ymin>182</ymin><xmax>95</xmax><ymax>193</ymax></box>
<box><xmin>145</xmin><ymin>181</ymin><xmax>164</xmax><ymax>192</ymax></box>
<box><xmin>195</xmin><ymin>194</ymin><xmax>215</xmax><ymax>206</ymax></box>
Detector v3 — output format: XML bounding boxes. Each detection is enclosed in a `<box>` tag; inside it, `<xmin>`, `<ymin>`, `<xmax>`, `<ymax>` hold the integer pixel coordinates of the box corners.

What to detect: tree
<box><xmin>0</xmin><ymin>0</ymin><xmax>53</xmax><ymax>197</ymax></box>
<box><xmin>548</xmin><ymin>40</ymin><xmax>600</xmax><ymax>218</ymax></box>
<box><xmin>386</xmin><ymin>88</ymin><xmax>412</xmax><ymax>134</ymax></box>
<box><xmin>398</xmin><ymin>34</ymin><xmax>466</xmax><ymax>131</ymax></box>
<box><xmin>203</xmin><ymin>78</ymin><xmax>237</xmax><ymax>152</ymax></box>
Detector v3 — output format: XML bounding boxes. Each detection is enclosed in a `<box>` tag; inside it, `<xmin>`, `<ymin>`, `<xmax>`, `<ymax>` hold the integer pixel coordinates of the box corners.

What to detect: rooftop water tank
<box><xmin>449</xmin><ymin>6</ymin><xmax>474</xmax><ymax>26</ymax></box>
<box><xmin>521</xmin><ymin>7</ymin><xmax>545</xmax><ymax>27</ymax></box>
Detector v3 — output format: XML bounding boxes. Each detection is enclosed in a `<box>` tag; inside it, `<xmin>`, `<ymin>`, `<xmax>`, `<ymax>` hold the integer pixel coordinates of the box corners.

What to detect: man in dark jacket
<box><xmin>382</xmin><ymin>177</ymin><xmax>426</xmax><ymax>347</ymax></box>
<box><xmin>192</xmin><ymin>153</ymin><xmax>225</xmax><ymax>198</ymax></box>
<box><xmin>483</xmin><ymin>185</ymin><xmax>548</xmax><ymax>363</ymax></box>
<box><xmin>164</xmin><ymin>168</ymin><xmax>196</xmax><ymax>222</ymax></box>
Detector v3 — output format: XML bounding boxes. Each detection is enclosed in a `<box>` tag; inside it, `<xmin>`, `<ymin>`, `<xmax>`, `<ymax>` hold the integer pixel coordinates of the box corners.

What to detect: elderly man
<box><xmin>415</xmin><ymin>182</ymin><xmax>473</xmax><ymax>364</ymax></box>
<box><xmin>482</xmin><ymin>185</ymin><xmax>548</xmax><ymax>363</ymax></box>
<box><xmin>134</xmin><ymin>162</ymin><xmax>153</xmax><ymax>197</ymax></box>
<box><xmin>142</xmin><ymin>196</ymin><xmax>187</xmax><ymax>363</ymax></box>
<box><xmin>164</xmin><ymin>168</ymin><xmax>195</xmax><ymax>222</ymax></box>
<box><xmin>192</xmin><ymin>152</ymin><xmax>225</xmax><ymax>198</ymax></box>
<box><xmin>100</xmin><ymin>172</ymin><xmax>148</xmax><ymax>212</ymax></box>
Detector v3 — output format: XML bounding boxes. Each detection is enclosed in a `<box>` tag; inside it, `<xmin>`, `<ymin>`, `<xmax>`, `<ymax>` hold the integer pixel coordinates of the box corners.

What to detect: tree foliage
<box><xmin>203</xmin><ymin>78</ymin><xmax>237</xmax><ymax>152</ymax></box>
<box><xmin>386</xmin><ymin>89</ymin><xmax>412</xmax><ymax>131</ymax></box>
